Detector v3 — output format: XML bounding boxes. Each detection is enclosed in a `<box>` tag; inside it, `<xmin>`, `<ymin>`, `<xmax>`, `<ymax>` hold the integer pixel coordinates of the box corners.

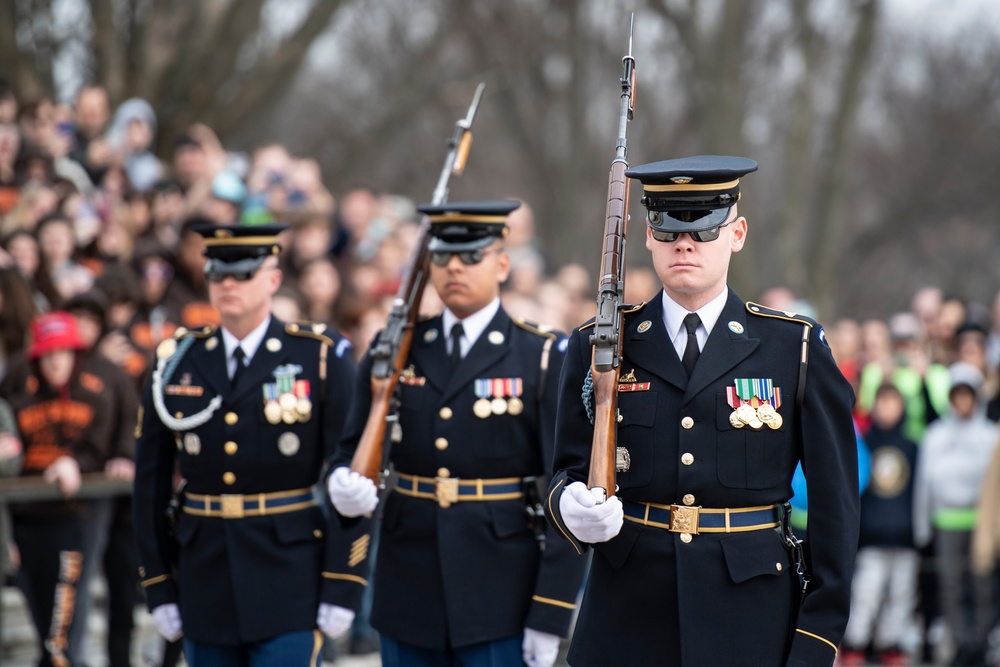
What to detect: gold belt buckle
<box><xmin>435</xmin><ymin>478</ymin><xmax>459</xmax><ymax>508</ymax></box>
<box><xmin>669</xmin><ymin>505</ymin><xmax>700</xmax><ymax>535</ymax></box>
<box><xmin>220</xmin><ymin>494</ymin><xmax>245</xmax><ymax>518</ymax></box>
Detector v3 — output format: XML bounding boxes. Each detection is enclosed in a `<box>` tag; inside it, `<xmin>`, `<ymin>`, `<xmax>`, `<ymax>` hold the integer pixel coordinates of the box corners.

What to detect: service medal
<box><xmin>507</xmin><ymin>397</ymin><xmax>524</xmax><ymax>415</ymax></box>
<box><xmin>278</xmin><ymin>393</ymin><xmax>297</xmax><ymax>411</ymax></box>
<box><xmin>756</xmin><ymin>403</ymin><xmax>776</xmax><ymax>422</ymax></box>
<box><xmin>278</xmin><ymin>432</ymin><xmax>300</xmax><ymax>456</ymax></box>
<box><xmin>296</xmin><ymin>398</ymin><xmax>312</xmax><ymax>420</ymax></box>
<box><xmin>729</xmin><ymin>411</ymin><xmax>745</xmax><ymax>428</ymax></box>
<box><xmin>281</xmin><ymin>409</ymin><xmax>297</xmax><ymax>424</ymax></box>
<box><xmin>748</xmin><ymin>418</ymin><xmax>764</xmax><ymax>430</ymax></box>
<box><xmin>767</xmin><ymin>413</ymin><xmax>783</xmax><ymax>430</ymax></box>
<box><xmin>491</xmin><ymin>397</ymin><xmax>508</xmax><ymax>415</ymax></box>
<box><xmin>736</xmin><ymin>404</ymin><xmax>756</xmax><ymax>425</ymax></box>
<box><xmin>264</xmin><ymin>401</ymin><xmax>282</xmax><ymax>424</ymax></box>
<box><xmin>474</xmin><ymin>398</ymin><xmax>492</xmax><ymax>419</ymax></box>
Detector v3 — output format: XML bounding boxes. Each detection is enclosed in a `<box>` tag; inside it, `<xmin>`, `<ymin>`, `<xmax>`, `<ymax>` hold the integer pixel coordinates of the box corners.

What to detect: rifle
<box><xmin>587</xmin><ymin>18</ymin><xmax>637</xmax><ymax>504</ymax></box>
<box><xmin>350</xmin><ymin>83</ymin><xmax>486</xmax><ymax>485</ymax></box>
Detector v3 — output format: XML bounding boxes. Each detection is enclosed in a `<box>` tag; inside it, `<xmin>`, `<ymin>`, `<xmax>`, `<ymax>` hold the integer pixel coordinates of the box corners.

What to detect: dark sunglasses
<box><xmin>205</xmin><ymin>265</ymin><xmax>274</xmax><ymax>283</ymax></box>
<box><xmin>649</xmin><ymin>220</ymin><xmax>735</xmax><ymax>243</ymax></box>
<box><xmin>429</xmin><ymin>248</ymin><xmax>499</xmax><ymax>267</ymax></box>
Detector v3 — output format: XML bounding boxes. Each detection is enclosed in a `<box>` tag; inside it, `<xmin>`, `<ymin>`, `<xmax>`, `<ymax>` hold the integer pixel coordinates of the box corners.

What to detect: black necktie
<box><xmin>681</xmin><ymin>313</ymin><xmax>701</xmax><ymax>377</ymax></box>
<box><xmin>231</xmin><ymin>346</ymin><xmax>247</xmax><ymax>387</ymax></box>
<box><xmin>449</xmin><ymin>323</ymin><xmax>464</xmax><ymax>367</ymax></box>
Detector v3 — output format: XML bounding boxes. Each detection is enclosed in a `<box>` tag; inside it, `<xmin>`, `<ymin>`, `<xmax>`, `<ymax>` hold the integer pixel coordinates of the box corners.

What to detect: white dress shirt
<box><xmin>661</xmin><ymin>288</ymin><xmax>729</xmax><ymax>360</ymax></box>
<box><xmin>441</xmin><ymin>297</ymin><xmax>502</xmax><ymax>359</ymax></box>
<box><xmin>221</xmin><ymin>316</ymin><xmax>271</xmax><ymax>379</ymax></box>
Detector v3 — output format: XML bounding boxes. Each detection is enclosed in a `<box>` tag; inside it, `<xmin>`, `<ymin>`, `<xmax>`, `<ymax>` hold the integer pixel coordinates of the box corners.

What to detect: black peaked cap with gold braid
<box><xmin>194</xmin><ymin>223</ymin><xmax>289</xmax><ymax>275</ymax></box>
<box><xmin>418</xmin><ymin>200</ymin><xmax>519</xmax><ymax>253</ymax></box>
<box><xmin>626</xmin><ymin>155</ymin><xmax>758</xmax><ymax>233</ymax></box>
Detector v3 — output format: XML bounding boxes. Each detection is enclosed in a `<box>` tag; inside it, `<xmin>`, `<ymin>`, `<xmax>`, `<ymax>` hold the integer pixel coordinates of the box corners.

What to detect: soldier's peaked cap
<box><xmin>194</xmin><ymin>223</ymin><xmax>289</xmax><ymax>275</ymax></box>
<box><xmin>417</xmin><ymin>200</ymin><xmax>520</xmax><ymax>253</ymax></box>
<box><xmin>626</xmin><ymin>155</ymin><xmax>758</xmax><ymax>233</ymax></box>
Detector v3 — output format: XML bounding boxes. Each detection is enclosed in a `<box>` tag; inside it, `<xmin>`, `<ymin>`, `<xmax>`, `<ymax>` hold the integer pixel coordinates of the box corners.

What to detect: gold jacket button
<box><xmin>223</xmin><ymin>472</ymin><xmax>236</xmax><ymax>485</ymax></box>
<box><xmin>435</xmin><ymin>437</ymin><xmax>448</xmax><ymax>451</ymax></box>
<box><xmin>437</xmin><ymin>467</ymin><xmax>450</xmax><ymax>478</ymax></box>
<box><xmin>138</xmin><ymin>566</ymin><xmax>146</xmax><ymax>577</ymax></box>
<box><xmin>776</xmin><ymin>563</ymin><xmax>783</xmax><ymax>572</ymax></box>
<box><xmin>680</xmin><ymin>533</ymin><xmax>692</xmax><ymax>543</ymax></box>
<box><xmin>682</xmin><ymin>494</ymin><xmax>695</xmax><ymax>506</ymax></box>
<box><xmin>681</xmin><ymin>416</ymin><xmax>694</xmax><ymax>429</ymax></box>
<box><xmin>224</xmin><ymin>441</ymin><xmax>238</xmax><ymax>455</ymax></box>
<box><xmin>681</xmin><ymin>453</ymin><xmax>694</xmax><ymax>466</ymax></box>
<box><xmin>439</xmin><ymin>407</ymin><xmax>453</xmax><ymax>420</ymax></box>
<box><xmin>225</xmin><ymin>412</ymin><xmax>238</xmax><ymax>425</ymax></box>
<box><xmin>175</xmin><ymin>411</ymin><xmax>184</xmax><ymax>419</ymax></box>
<box><xmin>313</xmin><ymin>529</ymin><xmax>323</xmax><ymax>539</ymax></box>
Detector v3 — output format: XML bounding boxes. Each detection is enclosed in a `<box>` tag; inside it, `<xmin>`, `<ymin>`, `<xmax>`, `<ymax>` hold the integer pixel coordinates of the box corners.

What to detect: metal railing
<box><xmin>0</xmin><ymin>473</ymin><xmax>132</xmax><ymax>645</ymax></box>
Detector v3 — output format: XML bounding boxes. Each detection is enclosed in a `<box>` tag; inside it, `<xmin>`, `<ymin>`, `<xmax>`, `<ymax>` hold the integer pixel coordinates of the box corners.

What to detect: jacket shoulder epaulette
<box><xmin>176</xmin><ymin>325</ymin><xmax>216</xmax><ymax>339</ymax></box>
<box><xmin>286</xmin><ymin>321</ymin><xmax>335</xmax><ymax>347</ymax></box>
<box><xmin>513</xmin><ymin>318</ymin><xmax>558</xmax><ymax>340</ymax></box>
<box><xmin>156</xmin><ymin>325</ymin><xmax>216</xmax><ymax>360</ymax></box>
<box><xmin>745</xmin><ymin>302</ymin><xmax>814</xmax><ymax>328</ymax></box>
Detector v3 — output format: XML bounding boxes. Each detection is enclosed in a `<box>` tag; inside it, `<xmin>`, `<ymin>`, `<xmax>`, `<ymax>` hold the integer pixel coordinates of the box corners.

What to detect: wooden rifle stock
<box><xmin>350</xmin><ymin>83</ymin><xmax>485</xmax><ymax>485</ymax></box>
<box><xmin>587</xmin><ymin>20</ymin><xmax>636</xmax><ymax>503</ymax></box>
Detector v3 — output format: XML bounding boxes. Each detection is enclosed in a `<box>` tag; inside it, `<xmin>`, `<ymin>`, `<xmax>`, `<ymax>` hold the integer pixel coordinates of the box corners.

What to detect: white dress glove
<box><xmin>327</xmin><ymin>466</ymin><xmax>379</xmax><ymax>518</ymax></box>
<box><xmin>559</xmin><ymin>481</ymin><xmax>623</xmax><ymax>543</ymax></box>
<box><xmin>151</xmin><ymin>603</ymin><xmax>183</xmax><ymax>642</ymax></box>
<box><xmin>522</xmin><ymin>627</ymin><xmax>561</xmax><ymax>667</ymax></box>
<box><xmin>317</xmin><ymin>602</ymin><xmax>355</xmax><ymax>639</ymax></box>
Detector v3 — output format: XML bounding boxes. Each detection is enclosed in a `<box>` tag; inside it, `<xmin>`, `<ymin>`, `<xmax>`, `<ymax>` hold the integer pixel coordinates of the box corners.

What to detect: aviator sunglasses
<box><xmin>648</xmin><ymin>216</ymin><xmax>735</xmax><ymax>243</ymax></box>
<box><xmin>205</xmin><ymin>265</ymin><xmax>275</xmax><ymax>283</ymax></box>
<box><xmin>429</xmin><ymin>247</ymin><xmax>500</xmax><ymax>267</ymax></box>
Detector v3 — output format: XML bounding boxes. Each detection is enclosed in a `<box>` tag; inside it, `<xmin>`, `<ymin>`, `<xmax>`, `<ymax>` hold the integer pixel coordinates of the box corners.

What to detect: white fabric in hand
<box><xmin>317</xmin><ymin>602</ymin><xmax>355</xmax><ymax>639</ymax></box>
<box><xmin>559</xmin><ymin>481</ymin><xmax>623</xmax><ymax>543</ymax></box>
<box><xmin>151</xmin><ymin>603</ymin><xmax>183</xmax><ymax>642</ymax></box>
<box><xmin>327</xmin><ymin>466</ymin><xmax>378</xmax><ymax>518</ymax></box>
<box><xmin>522</xmin><ymin>627</ymin><xmax>561</xmax><ymax>667</ymax></box>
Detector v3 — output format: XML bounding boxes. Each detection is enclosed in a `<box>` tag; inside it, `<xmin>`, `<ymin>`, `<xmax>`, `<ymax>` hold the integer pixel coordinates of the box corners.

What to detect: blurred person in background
<box><xmin>67</xmin><ymin>84</ymin><xmax>112</xmax><ymax>184</ymax></box>
<box><xmin>333</xmin><ymin>184</ymin><xmax>386</xmax><ymax>263</ymax></box>
<box><xmin>57</xmin><ymin>289</ymin><xmax>140</xmax><ymax>667</ymax></box>
<box><xmin>242</xmin><ymin>142</ymin><xmax>292</xmax><ymax>223</ymax></box>
<box><xmin>0</xmin><ymin>76</ymin><xmax>18</xmax><ymax>123</ymax></box>
<box><xmin>160</xmin><ymin>217</ymin><xmax>218</xmax><ymax>330</ymax></box>
<box><xmin>173</xmin><ymin>123</ymin><xmax>228</xmax><ymax>218</ymax></box>
<box><xmin>0</xmin><ymin>120</ymin><xmax>21</xmax><ymax>215</ymax></box>
<box><xmin>2</xmin><ymin>229</ymin><xmax>49</xmax><ymax>311</ymax></box>
<box><xmin>929</xmin><ymin>295</ymin><xmax>967</xmax><ymax>366</ymax></box>
<box><xmin>200</xmin><ymin>169</ymin><xmax>246</xmax><ymax>225</ymax></box>
<box><xmin>1</xmin><ymin>181</ymin><xmax>60</xmax><ymax>237</ymax></box>
<box><xmin>297</xmin><ymin>256</ymin><xmax>342</xmax><ymax>327</ymax></box>
<box><xmin>552</xmin><ymin>262</ymin><xmax>594</xmax><ymax>328</ymax></box>
<box><xmin>858</xmin><ymin>312</ymin><xmax>950</xmax><ymax>444</ymax></box>
<box><xmin>270</xmin><ymin>285</ymin><xmax>306</xmax><ymax>324</ymax></box>
<box><xmin>282</xmin><ymin>214</ymin><xmax>333</xmax><ymax>281</ymax></box>
<box><xmin>276</xmin><ymin>158</ymin><xmax>334</xmax><ymax>217</ymax></box>
<box><xmin>35</xmin><ymin>212</ymin><xmax>94</xmax><ymax>306</ymax></box>
<box><xmin>5</xmin><ymin>312</ymin><xmax>128</xmax><ymax>667</ymax></box>
<box><xmin>913</xmin><ymin>362</ymin><xmax>997</xmax><ymax>667</ymax></box>
<box><xmin>840</xmin><ymin>384</ymin><xmax>920</xmax><ymax>667</ymax></box>
<box><xmin>139</xmin><ymin>179</ymin><xmax>185</xmax><ymax>254</ymax></box>
<box><xmin>622</xmin><ymin>265</ymin><xmax>662</xmax><ymax>307</ymax></box>
<box><xmin>106</xmin><ymin>97</ymin><xmax>163</xmax><ymax>194</ymax></box>
<box><xmin>828</xmin><ymin>318</ymin><xmax>864</xmax><ymax>404</ymax></box>
<box><xmin>0</xmin><ymin>266</ymin><xmax>39</xmax><ymax>379</ymax></box>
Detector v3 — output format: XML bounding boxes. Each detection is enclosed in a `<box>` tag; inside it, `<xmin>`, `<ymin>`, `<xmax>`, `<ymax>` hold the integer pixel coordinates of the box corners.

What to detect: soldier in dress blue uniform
<box><xmin>546</xmin><ymin>156</ymin><xmax>859</xmax><ymax>667</ymax></box>
<box><xmin>132</xmin><ymin>224</ymin><xmax>362</xmax><ymax>666</ymax></box>
<box><xmin>325</xmin><ymin>201</ymin><xmax>588</xmax><ymax>667</ymax></box>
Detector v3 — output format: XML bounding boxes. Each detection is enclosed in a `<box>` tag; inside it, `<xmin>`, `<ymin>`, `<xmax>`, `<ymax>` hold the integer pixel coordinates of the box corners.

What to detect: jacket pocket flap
<box><xmin>720</xmin><ymin>529</ymin><xmax>788</xmax><ymax>584</ymax></box>
<box><xmin>273</xmin><ymin>508</ymin><xmax>324</xmax><ymax>545</ymax></box>
<box><xmin>592</xmin><ymin>518</ymin><xmax>641</xmax><ymax>569</ymax></box>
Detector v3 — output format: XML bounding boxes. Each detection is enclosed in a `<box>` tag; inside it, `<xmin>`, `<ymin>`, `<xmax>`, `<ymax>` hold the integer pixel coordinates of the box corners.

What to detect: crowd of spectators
<box><xmin>4</xmin><ymin>77</ymin><xmax>1000</xmax><ymax>666</ymax></box>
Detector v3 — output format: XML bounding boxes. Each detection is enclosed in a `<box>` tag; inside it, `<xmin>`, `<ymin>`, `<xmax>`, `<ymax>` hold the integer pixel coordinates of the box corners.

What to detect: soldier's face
<box><xmin>645</xmin><ymin>211</ymin><xmax>746</xmax><ymax>306</ymax></box>
<box><xmin>208</xmin><ymin>258</ymin><xmax>282</xmax><ymax>322</ymax></box>
<box><xmin>430</xmin><ymin>241</ymin><xmax>510</xmax><ymax>319</ymax></box>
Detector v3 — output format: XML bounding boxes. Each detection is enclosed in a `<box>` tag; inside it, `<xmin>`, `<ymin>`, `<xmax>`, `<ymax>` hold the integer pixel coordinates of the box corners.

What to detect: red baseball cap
<box><xmin>28</xmin><ymin>311</ymin><xmax>85</xmax><ymax>360</ymax></box>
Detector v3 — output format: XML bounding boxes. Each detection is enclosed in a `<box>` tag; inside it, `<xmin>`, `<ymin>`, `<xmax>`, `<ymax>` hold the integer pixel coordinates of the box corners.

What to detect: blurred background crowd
<box><xmin>3</xmin><ymin>76</ymin><xmax>1000</xmax><ymax>667</ymax></box>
